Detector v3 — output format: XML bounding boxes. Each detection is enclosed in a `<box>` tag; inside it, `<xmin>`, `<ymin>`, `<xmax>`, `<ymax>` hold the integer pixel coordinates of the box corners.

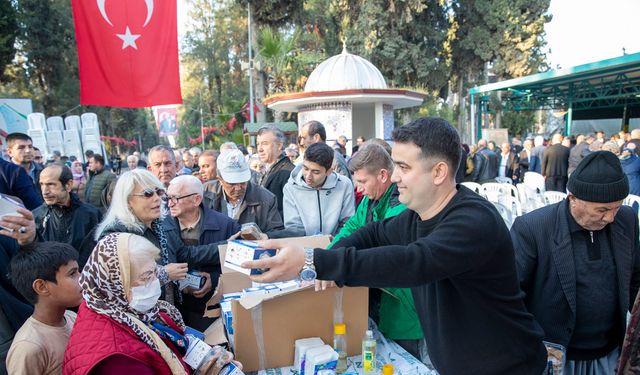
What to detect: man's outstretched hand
<box><xmin>241</xmin><ymin>239</ymin><xmax>306</xmax><ymax>283</ymax></box>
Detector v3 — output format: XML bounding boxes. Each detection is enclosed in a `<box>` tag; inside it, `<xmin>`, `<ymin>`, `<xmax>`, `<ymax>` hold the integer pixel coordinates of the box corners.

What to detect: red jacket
<box><xmin>63</xmin><ymin>302</ymin><xmax>191</xmax><ymax>375</ymax></box>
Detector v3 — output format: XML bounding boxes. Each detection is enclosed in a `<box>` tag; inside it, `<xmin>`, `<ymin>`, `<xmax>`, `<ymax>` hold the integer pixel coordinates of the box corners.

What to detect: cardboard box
<box><xmin>209</xmin><ymin>236</ymin><xmax>369</xmax><ymax>372</ymax></box>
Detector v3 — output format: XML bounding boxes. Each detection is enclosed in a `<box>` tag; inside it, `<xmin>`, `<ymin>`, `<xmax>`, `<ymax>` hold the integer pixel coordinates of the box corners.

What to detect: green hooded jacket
<box><xmin>329</xmin><ymin>183</ymin><xmax>423</xmax><ymax>340</ymax></box>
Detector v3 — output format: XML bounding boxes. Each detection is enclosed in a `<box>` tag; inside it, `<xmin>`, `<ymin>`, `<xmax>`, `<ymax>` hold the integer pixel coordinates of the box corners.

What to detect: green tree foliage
<box><xmin>16</xmin><ymin>0</ymin><xmax>79</xmax><ymax>113</ymax></box>
<box><xmin>235</xmin><ymin>0</ymin><xmax>304</xmax><ymax>28</ymax></box>
<box><xmin>346</xmin><ymin>0</ymin><xmax>450</xmax><ymax>95</ymax></box>
<box><xmin>179</xmin><ymin>0</ymin><xmax>248</xmax><ymax>148</ymax></box>
<box><xmin>0</xmin><ymin>0</ymin><xmax>18</xmax><ymax>81</ymax></box>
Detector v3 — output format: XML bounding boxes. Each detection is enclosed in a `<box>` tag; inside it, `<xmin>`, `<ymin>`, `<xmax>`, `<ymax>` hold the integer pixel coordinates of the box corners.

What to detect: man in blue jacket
<box><xmin>0</xmin><ymin>158</ymin><xmax>42</xmax><ymax>210</ymax></box>
<box><xmin>167</xmin><ymin>174</ymin><xmax>240</xmax><ymax>330</ymax></box>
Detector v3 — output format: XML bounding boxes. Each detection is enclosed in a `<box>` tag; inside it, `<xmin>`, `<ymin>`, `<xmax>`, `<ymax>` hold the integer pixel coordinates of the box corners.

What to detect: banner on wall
<box><xmin>153</xmin><ymin>105</ymin><xmax>179</xmax><ymax>137</ymax></box>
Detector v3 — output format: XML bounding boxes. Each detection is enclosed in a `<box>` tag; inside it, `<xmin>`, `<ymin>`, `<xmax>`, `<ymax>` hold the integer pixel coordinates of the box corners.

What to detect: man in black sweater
<box><xmin>244</xmin><ymin>117</ymin><xmax>548</xmax><ymax>375</ymax></box>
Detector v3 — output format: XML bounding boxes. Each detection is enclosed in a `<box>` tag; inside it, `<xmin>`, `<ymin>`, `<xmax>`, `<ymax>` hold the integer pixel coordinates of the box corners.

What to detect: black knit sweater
<box><xmin>316</xmin><ymin>185</ymin><xmax>548</xmax><ymax>375</ymax></box>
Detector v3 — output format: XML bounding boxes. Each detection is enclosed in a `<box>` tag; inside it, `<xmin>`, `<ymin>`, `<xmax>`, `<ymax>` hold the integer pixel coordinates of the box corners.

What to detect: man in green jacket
<box><xmin>84</xmin><ymin>154</ymin><xmax>116</xmax><ymax>212</ymax></box>
<box><xmin>329</xmin><ymin>142</ymin><xmax>424</xmax><ymax>360</ymax></box>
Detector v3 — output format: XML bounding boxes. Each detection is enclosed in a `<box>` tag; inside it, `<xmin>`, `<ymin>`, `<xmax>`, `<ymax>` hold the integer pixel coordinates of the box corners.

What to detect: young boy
<box><xmin>6</xmin><ymin>242</ymin><xmax>83</xmax><ymax>374</ymax></box>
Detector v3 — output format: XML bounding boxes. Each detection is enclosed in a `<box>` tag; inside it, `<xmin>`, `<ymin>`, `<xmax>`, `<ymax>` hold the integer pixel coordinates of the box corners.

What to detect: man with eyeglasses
<box><xmin>206</xmin><ymin>149</ymin><xmax>284</xmax><ymax>235</ymax></box>
<box><xmin>6</xmin><ymin>133</ymin><xmax>44</xmax><ymax>199</ymax></box>
<box><xmin>167</xmin><ymin>174</ymin><xmax>240</xmax><ymax>330</ymax></box>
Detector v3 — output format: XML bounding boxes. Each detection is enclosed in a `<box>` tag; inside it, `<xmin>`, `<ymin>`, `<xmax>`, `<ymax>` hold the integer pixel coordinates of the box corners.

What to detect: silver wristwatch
<box><xmin>299</xmin><ymin>247</ymin><xmax>317</xmax><ymax>282</ymax></box>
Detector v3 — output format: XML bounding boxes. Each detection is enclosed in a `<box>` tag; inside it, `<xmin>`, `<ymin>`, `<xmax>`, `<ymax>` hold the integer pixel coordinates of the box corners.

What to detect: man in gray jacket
<box><xmin>204</xmin><ymin>150</ymin><xmax>284</xmax><ymax>235</ymax></box>
<box><xmin>283</xmin><ymin>143</ymin><xmax>355</xmax><ymax>236</ymax></box>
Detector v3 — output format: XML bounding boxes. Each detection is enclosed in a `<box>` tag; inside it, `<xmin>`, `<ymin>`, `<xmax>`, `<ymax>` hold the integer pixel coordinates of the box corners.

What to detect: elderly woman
<box><xmin>78</xmin><ymin>169</ymin><xmax>224</xmax><ymax>304</ymax></box>
<box><xmin>64</xmin><ymin>233</ymin><xmax>236</xmax><ymax>374</ymax></box>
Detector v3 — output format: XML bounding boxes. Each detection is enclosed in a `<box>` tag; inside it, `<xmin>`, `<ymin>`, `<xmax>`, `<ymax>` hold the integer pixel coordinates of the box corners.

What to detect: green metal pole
<box><xmin>566</xmin><ymin>103</ymin><xmax>573</xmax><ymax>136</ymax></box>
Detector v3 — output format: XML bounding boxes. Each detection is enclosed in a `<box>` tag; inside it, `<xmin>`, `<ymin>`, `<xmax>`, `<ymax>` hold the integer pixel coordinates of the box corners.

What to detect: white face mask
<box><xmin>129</xmin><ymin>279</ymin><xmax>161</xmax><ymax>313</ymax></box>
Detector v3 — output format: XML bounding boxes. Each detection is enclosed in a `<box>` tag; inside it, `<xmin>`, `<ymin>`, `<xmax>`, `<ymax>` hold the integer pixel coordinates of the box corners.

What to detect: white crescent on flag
<box><xmin>96</xmin><ymin>0</ymin><xmax>154</xmax><ymax>27</ymax></box>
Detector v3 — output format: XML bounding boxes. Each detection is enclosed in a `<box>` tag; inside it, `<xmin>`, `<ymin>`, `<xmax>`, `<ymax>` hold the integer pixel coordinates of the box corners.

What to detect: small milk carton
<box><xmin>294</xmin><ymin>338</ymin><xmax>325</xmax><ymax>375</ymax></box>
<box><xmin>224</xmin><ymin>240</ymin><xmax>276</xmax><ymax>275</ymax></box>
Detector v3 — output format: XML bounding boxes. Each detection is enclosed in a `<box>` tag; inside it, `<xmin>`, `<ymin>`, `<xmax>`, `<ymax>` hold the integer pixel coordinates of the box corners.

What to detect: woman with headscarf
<box><xmin>63</xmin><ymin>233</ymin><xmax>236</xmax><ymax>374</ymax></box>
<box><xmin>78</xmin><ymin>169</ymin><xmax>224</xmax><ymax>303</ymax></box>
<box><xmin>71</xmin><ymin>161</ymin><xmax>86</xmax><ymax>201</ymax></box>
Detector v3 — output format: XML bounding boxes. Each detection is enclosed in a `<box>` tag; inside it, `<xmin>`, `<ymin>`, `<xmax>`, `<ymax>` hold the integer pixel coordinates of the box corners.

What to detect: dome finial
<box><xmin>341</xmin><ymin>37</ymin><xmax>348</xmax><ymax>54</ymax></box>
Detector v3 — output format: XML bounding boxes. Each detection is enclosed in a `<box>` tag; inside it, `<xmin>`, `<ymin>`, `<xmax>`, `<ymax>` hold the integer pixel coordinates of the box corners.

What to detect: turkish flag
<box><xmin>72</xmin><ymin>0</ymin><xmax>182</xmax><ymax>107</ymax></box>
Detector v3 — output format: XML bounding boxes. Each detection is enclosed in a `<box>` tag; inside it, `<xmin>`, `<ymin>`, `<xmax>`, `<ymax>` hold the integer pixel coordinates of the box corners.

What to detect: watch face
<box><xmin>300</xmin><ymin>268</ymin><xmax>317</xmax><ymax>282</ymax></box>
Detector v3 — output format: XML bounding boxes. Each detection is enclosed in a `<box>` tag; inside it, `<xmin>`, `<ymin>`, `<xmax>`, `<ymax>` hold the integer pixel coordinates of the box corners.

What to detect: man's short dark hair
<box><xmin>85</xmin><ymin>149</ymin><xmax>94</xmax><ymax>157</ymax></box>
<box><xmin>304</xmin><ymin>142</ymin><xmax>334</xmax><ymax>170</ymax></box>
<box><xmin>200</xmin><ymin>150</ymin><xmax>219</xmax><ymax>160</ymax></box>
<box><xmin>6</xmin><ymin>133</ymin><xmax>32</xmax><ymax>148</ymax></box>
<box><xmin>91</xmin><ymin>154</ymin><xmax>105</xmax><ymax>166</ymax></box>
<box><xmin>8</xmin><ymin>242</ymin><xmax>78</xmax><ymax>304</ymax></box>
<box><xmin>304</xmin><ymin>121</ymin><xmax>326</xmax><ymax>142</ymax></box>
<box><xmin>392</xmin><ymin>117</ymin><xmax>461</xmax><ymax>175</ymax></box>
<box><xmin>44</xmin><ymin>164</ymin><xmax>74</xmax><ymax>186</ymax></box>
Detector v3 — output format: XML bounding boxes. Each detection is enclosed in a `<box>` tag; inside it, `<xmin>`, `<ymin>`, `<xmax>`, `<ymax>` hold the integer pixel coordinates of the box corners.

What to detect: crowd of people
<box><xmin>463</xmin><ymin>129</ymin><xmax>640</xmax><ymax>195</ymax></box>
<box><xmin>1</xmin><ymin>118</ymin><xmax>640</xmax><ymax>375</ymax></box>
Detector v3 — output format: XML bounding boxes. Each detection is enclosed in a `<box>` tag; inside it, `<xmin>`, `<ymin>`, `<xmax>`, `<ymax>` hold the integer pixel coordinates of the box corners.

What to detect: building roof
<box><xmin>469</xmin><ymin>52</ymin><xmax>640</xmax><ymax>111</ymax></box>
<box><xmin>304</xmin><ymin>48</ymin><xmax>387</xmax><ymax>92</ymax></box>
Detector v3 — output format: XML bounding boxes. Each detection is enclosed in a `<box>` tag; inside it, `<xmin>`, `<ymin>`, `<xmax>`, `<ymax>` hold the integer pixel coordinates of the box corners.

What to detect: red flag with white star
<box><xmin>71</xmin><ymin>0</ymin><xmax>182</xmax><ymax>107</ymax></box>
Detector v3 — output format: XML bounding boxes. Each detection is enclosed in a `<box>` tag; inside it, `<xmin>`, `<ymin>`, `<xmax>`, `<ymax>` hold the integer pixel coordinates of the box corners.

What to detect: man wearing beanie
<box><xmin>511</xmin><ymin>151</ymin><xmax>640</xmax><ymax>374</ymax></box>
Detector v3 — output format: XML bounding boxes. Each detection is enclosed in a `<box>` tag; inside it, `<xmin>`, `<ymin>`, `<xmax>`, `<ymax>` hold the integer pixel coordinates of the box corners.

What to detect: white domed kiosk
<box><xmin>264</xmin><ymin>48</ymin><xmax>425</xmax><ymax>148</ymax></box>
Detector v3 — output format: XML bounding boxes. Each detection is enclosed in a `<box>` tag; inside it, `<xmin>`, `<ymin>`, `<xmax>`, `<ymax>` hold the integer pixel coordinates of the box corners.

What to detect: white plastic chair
<box><xmin>524</xmin><ymin>172</ymin><xmax>545</xmax><ymax>193</ymax></box>
<box><xmin>543</xmin><ymin>191</ymin><xmax>567</xmax><ymax>205</ymax></box>
<box><xmin>482</xmin><ymin>183</ymin><xmax>506</xmax><ymax>203</ymax></box>
<box><xmin>492</xmin><ymin>202</ymin><xmax>514</xmax><ymax>229</ymax></box>
<box><xmin>495</xmin><ymin>177</ymin><xmax>513</xmax><ymax>185</ymax></box>
<box><xmin>517</xmin><ymin>184</ymin><xmax>545</xmax><ymax>214</ymax></box>
<box><xmin>624</xmin><ymin>194</ymin><xmax>640</xmax><ymax>210</ymax></box>
<box><xmin>460</xmin><ymin>182</ymin><xmax>482</xmax><ymax>195</ymax></box>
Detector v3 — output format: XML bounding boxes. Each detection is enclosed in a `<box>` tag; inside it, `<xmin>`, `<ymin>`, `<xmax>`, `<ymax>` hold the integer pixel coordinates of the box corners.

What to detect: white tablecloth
<box><xmin>256</xmin><ymin>329</ymin><xmax>436</xmax><ymax>375</ymax></box>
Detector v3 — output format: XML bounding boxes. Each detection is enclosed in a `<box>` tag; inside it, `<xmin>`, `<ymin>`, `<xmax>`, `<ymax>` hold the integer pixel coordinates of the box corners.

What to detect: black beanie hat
<box><xmin>567</xmin><ymin>151</ymin><xmax>629</xmax><ymax>203</ymax></box>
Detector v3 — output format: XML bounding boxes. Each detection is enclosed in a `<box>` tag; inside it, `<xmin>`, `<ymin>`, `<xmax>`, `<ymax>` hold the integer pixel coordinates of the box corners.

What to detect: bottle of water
<box><xmin>333</xmin><ymin>324</ymin><xmax>348</xmax><ymax>373</ymax></box>
<box><xmin>361</xmin><ymin>330</ymin><xmax>376</xmax><ymax>375</ymax></box>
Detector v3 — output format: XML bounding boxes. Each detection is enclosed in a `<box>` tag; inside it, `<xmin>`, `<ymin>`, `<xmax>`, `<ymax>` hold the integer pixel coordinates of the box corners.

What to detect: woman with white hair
<box><xmin>78</xmin><ymin>169</ymin><xmax>226</xmax><ymax>305</ymax></box>
<box><xmin>64</xmin><ymin>233</ymin><xmax>239</xmax><ymax>374</ymax></box>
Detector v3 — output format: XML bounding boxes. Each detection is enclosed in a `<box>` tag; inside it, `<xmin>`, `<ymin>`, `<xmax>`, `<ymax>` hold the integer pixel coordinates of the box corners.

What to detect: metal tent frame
<box><xmin>469</xmin><ymin>52</ymin><xmax>640</xmax><ymax>141</ymax></box>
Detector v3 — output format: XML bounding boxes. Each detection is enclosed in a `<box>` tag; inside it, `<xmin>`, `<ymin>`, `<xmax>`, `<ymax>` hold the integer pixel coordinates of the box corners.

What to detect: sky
<box><xmin>545</xmin><ymin>0</ymin><xmax>640</xmax><ymax>69</ymax></box>
<box><xmin>177</xmin><ymin>0</ymin><xmax>640</xmax><ymax>70</ymax></box>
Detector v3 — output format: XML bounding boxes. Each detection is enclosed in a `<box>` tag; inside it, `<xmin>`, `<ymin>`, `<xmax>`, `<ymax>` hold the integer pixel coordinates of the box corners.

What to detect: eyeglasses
<box><xmin>130</xmin><ymin>187</ymin><xmax>167</xmax><ymax>200</ymax></box>
<box><xmin>34</xmin><ymin>156</ymin><xmax>43</xmax><ymax>160</ymax></box>
<box><xmin>166</xmin><ymin>192</ymin><xmax>198</xmax><ymax>205</ymax></box>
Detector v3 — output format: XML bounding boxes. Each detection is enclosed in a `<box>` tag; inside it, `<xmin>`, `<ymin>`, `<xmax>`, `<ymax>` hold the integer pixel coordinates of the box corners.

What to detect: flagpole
<box><xmin>247</xmin><ymin>1</ymin><xmax>255</xmax><ymax>125</ymax></box>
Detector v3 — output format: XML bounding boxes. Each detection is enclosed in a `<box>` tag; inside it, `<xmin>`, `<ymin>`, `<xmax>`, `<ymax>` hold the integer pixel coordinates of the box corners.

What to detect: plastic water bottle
<box><xmin>361</xmin><ymin>330</ymin><xmax>376</xmax><ymax>375</ymax></box>
<box><xmin>333</xmin><ymin>324</ymin><xmax>348</xmax><ymax>373</ymax></box>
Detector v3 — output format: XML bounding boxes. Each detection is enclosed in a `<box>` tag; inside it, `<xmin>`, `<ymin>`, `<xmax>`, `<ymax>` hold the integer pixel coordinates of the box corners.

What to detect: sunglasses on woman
<box><xmin>130</xmin><ymin>187</ymin><xmax>167</xmax><ymax>200</ymax></box>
